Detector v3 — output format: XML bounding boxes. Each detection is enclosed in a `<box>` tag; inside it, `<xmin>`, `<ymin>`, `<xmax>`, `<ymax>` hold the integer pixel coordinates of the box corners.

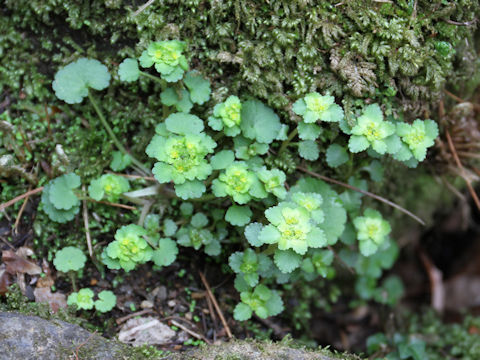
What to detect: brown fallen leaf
<box><xmin>33</xmin><ymin>286</ymin><xmax>67</xmax><ymax>313</ymax></box>
<box><xmin>0</xmin><ymin>265</ymin><xmax>13</xmax><ymax>295</ymax></box>
<box><xmin>2</xmin><ymin>248</ymin><xmax>41</xmax><ymax>275</ymax></box>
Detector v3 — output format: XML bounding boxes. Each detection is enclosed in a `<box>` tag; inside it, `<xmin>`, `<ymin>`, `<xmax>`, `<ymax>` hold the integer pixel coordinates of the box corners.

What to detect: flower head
<box><xmin>212</xmin><ymin>162</ymin><xmax>267</xmax><ymax>204</ymax></box>
<box><xmin>396</xmin><ymin>119</ymin><xmax>438</xmax><ymax>161</ymax></box>
<box><xmin>88</xmin><ymin>174</ymin><xmax>130</xmax><ymax>202</ymax></box>
<box><xmin>349</xmin><ymin>104</ymin><xmax>398</xmax><ymax>154</ymax></box>
<box><xmin>259</xmin><ymin>201</ymin><xmax>326</xmax><ymax>255</ymax></box>
<box><xmin>209</xmin><ymin>96</ymin><xmax>243</xmax><ymax>136</ymax></box>
<box><xmin>139</xmin><ymin>40</ymin><xmax>188</xmax><ymax>82</ymax></box>
<box><xmin>353</xmin><ymin>208</ymin><xmax>391</xmax><ymax>256</ymax></box>
<box><xmin>102</xmin><ymin>224</ymin><xmax>152</xmax><ymax>271</ymax></box>
<box><xmin>292</xmin><ymin>92</ymin><xmax>344</xmax><ymax>123</ymax></box>
<box><xmin>257</xmin><ymin>167</ymin><xmax>287</xmax><ymax>199</ymax></box>
<box><xmin>67</xmin><ymin>288</ymin><xmax>94</xmax><ymax>310</ymax></box>
<box><xmin>148</xmin><ymin>133</ymin><xmax>215</xmax><ymax>184</ymax></box>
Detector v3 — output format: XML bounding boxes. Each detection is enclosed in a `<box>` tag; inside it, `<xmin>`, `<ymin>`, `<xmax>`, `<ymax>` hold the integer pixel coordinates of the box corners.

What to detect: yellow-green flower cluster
<box><xmin>212</xmin><ymin>161</ymin><xmax>267</xmax><ymax>204</ymax></box>
<box><xmin>147</xmin><ymin>133</ymin><xmax>216</xmax><ymax>185</ymax></box>
<box><xmin>396</xmin><ymin>119</ymin><xmax>439</xmax><ymax>161</ymax></box>
<box><xmin>349</xmin><ymin>104</ymin><xmax>399</xmax><ymax>155</ymax></box>
<box><xmin>258</xmin><ymin>192</ymin><xmax>326</xmax><ymax>255</ymax></box>
<box><xmin>102</xmin><ymin>224</ymin><xmax>153</xmax><ymax>272</ymax></box>
<box><xmin>353</xmin><ymin>208</ymin><xmax>391</xmax><ymax>256</ymax></box>
<box><xmin>292</xmin><ymin>92</ymin><xmax>344</xmax><ymax>123</ymax></box>
<box><xmin>208</xmin><ymin>95</ymin><xmax>243</xmax><ymax>136</ymax></box>
<box><xmin>139</xmin><ymin>40</ymin><xmax>188</xmax><ymax>82</ymax></box>
<box><xmin>88</xmin><ymin>174</ymin><xmax>130</xmax><ymax>202</ymax></box>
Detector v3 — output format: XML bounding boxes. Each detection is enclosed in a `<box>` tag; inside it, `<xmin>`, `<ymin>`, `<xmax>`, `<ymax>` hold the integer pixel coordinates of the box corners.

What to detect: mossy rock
<box><xmin>0</xmin><ymin>312</ymin><xmax>363</xmax><ymax>360</ymax></box>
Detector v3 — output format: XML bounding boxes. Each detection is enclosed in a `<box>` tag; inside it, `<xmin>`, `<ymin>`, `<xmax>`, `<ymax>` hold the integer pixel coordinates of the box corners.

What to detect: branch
<box><xmin>297</xmin><ymin>166</ymin><xmax>425</xmax><ymax>225</ymax></box>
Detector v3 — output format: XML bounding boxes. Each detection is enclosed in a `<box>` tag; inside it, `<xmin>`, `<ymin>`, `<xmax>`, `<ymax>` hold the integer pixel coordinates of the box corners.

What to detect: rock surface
<box><xmin>0</xmin><ymin>311</ymin><xmax>362</xmax><ymax>360</ymax></box>
<box><xmin>0</xmin><ymin>312</ymin><xmax>124</xmax><ymax>360</ymax></box>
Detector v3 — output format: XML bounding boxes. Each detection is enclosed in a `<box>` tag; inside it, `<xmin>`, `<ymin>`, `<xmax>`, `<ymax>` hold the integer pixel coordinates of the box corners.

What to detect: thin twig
<box><xmin>116</xmin><ymin>309</ymin><xmax>154</xmax><ymax>325</ymax></box>
<box><xmin>199</xmin><ymin>271</ymin><xmax>232</xmax><ymax>339</ymax></box>
<box><xmin>0</xmin><ymin>235</ymin><xmax>16</xmax><ymax>250</ymax></box>
<box><xmin>170</xmin><ymin>319</ymin><xmax>211</xmax><ymax>344</ymax></box>
<box><xmin>297</xmin><ymin>167</ymin><xmax>425</xmax><ymax>225</ymax></box>
<box><xmin>133</xmin><ymin>0</ymin><xmax>155</xmax><ymax>17</ymax></box>
<box><xmin>443</xmin><ymin>18</ymin><xmax>477</xmax><ymax>26</ymax></box>
<box><xmin>444</xmin><ymin>89</ymin><xmax>480</xmax><ymax>111</ymax></box>
<box><xmin>13</xmin><ymin>187</ymin><xmax>31</xmax><ymax>233</ymax></box>
<box><xmin>88</xmin><ymin>199</ymin><xmax>137</xmax><ymax>210</ymax></box>
<box><xmin>0</xmin><ymin>187</ymin><xmax>44</xmax><ymax>211</ymax></box>
<box><xmin>105</xmin><ymin>171</ymin><xmax>155</xmax><ymax>181</ymax></box>
<box><xmin>74</xmin><ymin>330</ymin><xmax>97</xmax><ymax>360</ymax></box>
<box><xmin>327</xmin><ymin>245</ymin><xmax>355</xmax><ymax>274</ymax></box>
<box><xmin>445</xmin><ymin>130</ymin><xmax>480</xmax><ymax>210</ymax></box>
<box><xmin>82</xmin><ymin>185</ymin><xmax>93</xmax><ymax>258</ymax></box>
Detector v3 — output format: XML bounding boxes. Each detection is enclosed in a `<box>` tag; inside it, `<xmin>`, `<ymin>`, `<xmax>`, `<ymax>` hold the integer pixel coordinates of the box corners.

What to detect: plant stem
<box><xmin>191</xmin><ymin>193</ymin><xmax>218</xmax><ymax>202</ymax></box>
<box><xmin>139</xmin><ymin>71</ymin><xmax>167</xmax><ymax>90</ymax></box>
<box><xmin>69</xmin><ymin>272</ymin><xmax>77</xmax><ymax>292</ymax></box>
<box><xmin>87</xmin><ymin>92</ymin><xmax>151</xmax><ymax>175</ymax></box>
<box><xmin>278</xmin><ymin>127</ymin><xmax>298</xmax><ymax>155</ymax></box>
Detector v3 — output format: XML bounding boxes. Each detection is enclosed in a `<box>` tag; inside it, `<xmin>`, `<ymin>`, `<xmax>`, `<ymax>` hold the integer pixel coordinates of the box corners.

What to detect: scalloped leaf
<box><xmin>118</xmin><ymin>58</ymin><xmax>140</xmax><ymax>82</ymax></box>
<box><xmin>184</xmin><ymin>71</ymin><xmax>211</xmax><ymax>105</ymax></box>
<box><xmin>165</xmin><ymin>112</ymin><xmax>204</xmax><ymax>135</ymax></box>
<box><xmin>174</xmin><ymin>180</ymin><xmax>206</xmax><ymax>199</ymax></box>
<box><xmin>53</xmin><ymin>58</ymin><xmax>111</xmax><ymax>104</ymax></box>
<box><xmin>240</xmin><ymin>100</ymin><xmax>282</xmax><ymax>144</ymax></box>
<box><xmin>152</xmin><ymin>238</ymin><xmax>178</xmax><ymax>267</ymax></box>
<box><xmin>49</xmin><ymin>173</ymin><xmax>81</xmax><ymax>210</ymax></box>
<box><xmin>326</xmin><ymin>144</ymin><xmax>349</xmax><ymax>168</ymax></box>
<box><xmin>225</xmin><ymin>205</ymin><xmax>252</xmax><ymax>226</ymax></box>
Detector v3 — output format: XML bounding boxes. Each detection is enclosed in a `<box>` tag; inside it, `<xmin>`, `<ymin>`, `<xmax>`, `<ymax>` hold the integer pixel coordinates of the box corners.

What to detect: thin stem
<box><xmin>69</xmin><ymin>272</ymin><xmax>77</xmax><ymax>292</ymax></box>
<box><xmin>297</xmin><ymin>166</ymin><xmax>426</xmax><ymax>225</ymax></box>
<box><xmin>190</xmin><ymin>193</ymin><xmax>218</xmax><ymax>202</ymax></box>
<box><xmin>278</xmin><ymin>127</ymin><xmax>298</xmax><ymax>155</ymax></box>
<box><xmin>139</xmin><ymin>71</ymin><xmax>167</xmax><ymax>90</ymax></box>
<box><xmin>87</xmin><ymin>92</ymin><xmax>151</xmax><ymax>175</ymax></box>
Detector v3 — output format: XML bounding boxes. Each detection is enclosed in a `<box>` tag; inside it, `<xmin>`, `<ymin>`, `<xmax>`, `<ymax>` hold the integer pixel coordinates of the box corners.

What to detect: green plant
<box><xmin>348</xmin><ymin>104</ymin><xmax>400</xmax><ymax>155</ymax></box>
<box><xmin>41</xmin><ymin>173</ymin><xmax>81</xmax><ymax>223</ymax></box>
<box><xmin>47</xmin><ymin>40</ymin><xmax>441</xmax><ymax>326</ymax></box>
<box><xmin>94</xmin><ymin>290</ymin><xmax>117</xmax><ymax>313</ymax></box>
<box><xmin>53</xmin><ymin>246</ymin><xmax>86</xmax><ymax>272</ymax></box>
<box><xmin>292</xmin><ymin>92</ymin><xmax>344</xmax><ymax>123</ymax></box>
<box><xmin>233</xmin><ymin>284</ymin><xmax>284</xmax><ymax>321</ymax></box>
<box><xmin>353</xmin><ymin>208</ymin><xmax>392</xmax><ymax>256</ymax></box>
<box><xmin>139</xmin><ymin>40</ymin><xmax>188</xmax><ymax>82</ymax></box>
<box><xmin>101</xmin><ymin>224</ymin><xmax>153</xmax><ymax>272</ymax></box>
<box><xmin>67</xmin><ymin>288</ymin><xmax>95</xmax><ymax>310</ymax></box>
<box><xmin>88</xmin><ymin>174</ymin><xmax>130</xmax><ymax>202</ymax></box>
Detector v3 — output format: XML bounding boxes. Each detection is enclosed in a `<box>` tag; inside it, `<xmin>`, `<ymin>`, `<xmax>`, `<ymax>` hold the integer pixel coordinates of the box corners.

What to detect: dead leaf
<box><xmin>118</xmin><ymin>317</ymin><xmax>176</xmax><ymax>346</ymax></box>
<box><xmin>33</xmin><ymin>287</ymin><xmax>67</xmax><ymax>313</ymax></box>
<box><xmin>444</xmin><ymin>275</ymin><xmax>480</xmax><ymax>310</ymax></box>
<box><xmin>0</xmin><ymin>266</ymin><xmax>13</xmax><ymax>295</ymax></box>
<box><xmin>2</xmin><ymin>248</ymin><xmax>41</xmax><ymax>275</ymax></box>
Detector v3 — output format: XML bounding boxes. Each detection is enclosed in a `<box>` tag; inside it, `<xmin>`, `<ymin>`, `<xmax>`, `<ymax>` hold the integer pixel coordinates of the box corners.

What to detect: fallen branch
<box><xmin>297</xmin><ymin>166</ymin><xmax>425</xmax><ymax>225</ymax></box>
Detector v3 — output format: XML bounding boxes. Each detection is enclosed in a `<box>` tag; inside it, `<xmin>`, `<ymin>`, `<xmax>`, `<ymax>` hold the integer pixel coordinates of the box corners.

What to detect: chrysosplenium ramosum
<box><xmin>48</xmin><ymin>41</ymin><xmax>441</xmax><ymax>323</ymax></box>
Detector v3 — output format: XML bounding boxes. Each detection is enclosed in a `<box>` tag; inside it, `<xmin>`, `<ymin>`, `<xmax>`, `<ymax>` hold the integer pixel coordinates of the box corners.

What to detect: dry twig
<box><xmin>170</xmin><ymin>319</ymin><xmax>211</xmax><ymax>344</ymax></box>
<box><xmin>0</xmin><ymin>187</ymin><xmax>44</xmax><ymax>211</ymax></box>
<box><xmin>82</xmin><ymin>185</ymin><xmax>93</xmax><ymax>257</ymax></box>
<box><xmin>199</xmin><ymin>271</ymin><xmax>232</xmax><ymax>339</ymax></box>
<box><xmin>445</xmin><ymin>130</ymin><xmax>480</xmax><ymax>210</ymax></box>
<box><xmin>297</xmin><ymin>166</ymin><xmax>425</xmax><ymax>225</ymax></box>
<box><xmin>116</xmin><ymin>309</ymin><xmax>154</xmax><ymax>325</ymax></box>
<box><xmin>13</xmin><ymin>187</ymin><xmax>31</xmax><ymax>233</ymax></box>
